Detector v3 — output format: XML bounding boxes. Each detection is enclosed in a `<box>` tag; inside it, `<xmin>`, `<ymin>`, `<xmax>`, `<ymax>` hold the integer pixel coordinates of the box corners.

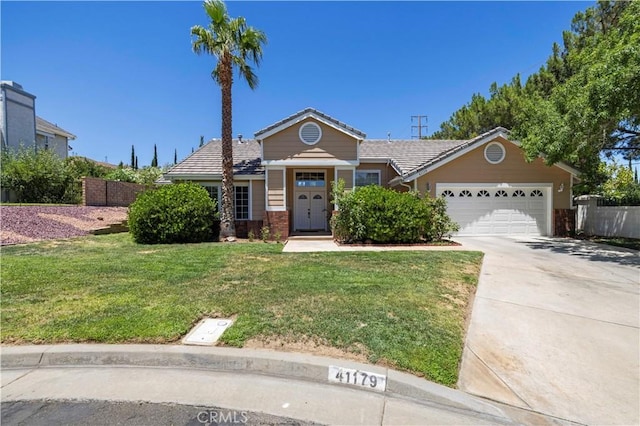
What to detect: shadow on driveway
<box><xmin>517</xmin><ymin>238</ymin><xmax>640</xmax><ymax>268</ymax></box>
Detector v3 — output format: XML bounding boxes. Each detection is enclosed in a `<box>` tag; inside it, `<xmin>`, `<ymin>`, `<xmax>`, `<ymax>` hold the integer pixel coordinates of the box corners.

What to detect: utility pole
<box><xmin>411</xmin><ymin>115</ymin><xmax>428</xmax><ymax>139</ymax></box>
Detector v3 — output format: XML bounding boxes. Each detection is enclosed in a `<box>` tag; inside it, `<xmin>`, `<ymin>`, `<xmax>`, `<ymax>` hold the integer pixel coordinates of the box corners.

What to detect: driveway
<box><xmin>456</xmin><ymin>236</ymin><xmax>639</xmax><ymax>425</ymax></box>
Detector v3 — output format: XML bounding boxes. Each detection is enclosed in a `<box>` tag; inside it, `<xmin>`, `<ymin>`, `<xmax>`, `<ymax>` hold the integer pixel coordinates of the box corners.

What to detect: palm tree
<box><xmin>191</xmin><ymin>0</ymin><xmax>266</xmax><ymax>239</ymax></box>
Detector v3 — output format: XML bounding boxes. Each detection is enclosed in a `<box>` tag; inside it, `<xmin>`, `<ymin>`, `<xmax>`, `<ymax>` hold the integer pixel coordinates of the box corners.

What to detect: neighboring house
<box><xmin>1</xmin><ymin>81</ymin><xmax>76</xmax><ymax>159</ymax></box>
<box><xmin>163</xmin><ymin>108</ymin><xmax>579</xmax><ymax>238</ymax></box>
<box><xmin>35</xmin><ymin>116</ymin><xmax>76</xmax><ymax>159</ymax></box>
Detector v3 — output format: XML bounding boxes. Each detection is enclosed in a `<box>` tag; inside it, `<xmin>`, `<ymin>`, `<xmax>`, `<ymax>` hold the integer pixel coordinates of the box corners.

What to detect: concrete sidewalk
<box><xmin>1</xmin><ymin>344</ymin><xmax>562</xmax><ymax>425</ymax></box>
<box><xmin>283</xmin><ymin>237</ymin><xmax>467</xmax><ymax>252</ymax></box>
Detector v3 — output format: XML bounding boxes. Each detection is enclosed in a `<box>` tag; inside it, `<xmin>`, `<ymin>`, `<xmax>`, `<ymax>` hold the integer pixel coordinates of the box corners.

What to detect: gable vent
<box><xmin>484</xmin><ymin>142</ymin><xmax>505</xmax><ymax>164</ymax></box>
<box><xmin>299</xmin><ymin>122</ymin><xmax>322</xmax><ymax>145</ymax></box>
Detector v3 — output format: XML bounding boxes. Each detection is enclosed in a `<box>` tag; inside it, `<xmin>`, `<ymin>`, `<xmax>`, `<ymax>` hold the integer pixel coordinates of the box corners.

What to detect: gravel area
<box><xmin>0</xmin><ymin>206</ymin><xmax>128</xmax><ymax>246</ymax></box>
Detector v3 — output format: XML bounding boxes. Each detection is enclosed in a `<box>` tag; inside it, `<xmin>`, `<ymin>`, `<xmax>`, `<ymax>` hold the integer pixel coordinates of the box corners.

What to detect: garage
<box><xmin>436</xmin><ymin>184</ymin><xmax>552</xmax><ymax>236</ymax></box>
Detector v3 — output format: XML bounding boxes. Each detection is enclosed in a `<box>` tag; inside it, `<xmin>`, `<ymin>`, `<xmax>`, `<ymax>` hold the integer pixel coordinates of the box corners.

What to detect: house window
<box><xmin>203</xmin><ymin>185</ymin><xmax>220</xmax><ymax>207</ymax></box>
<box><xmin>355</xmin><ymin>170</ymin><xmax>380</xmax><ymax>187</ymax></box>
<box><xmin>202</xmin><ymin>184</ymin><xmax>249</xmax><ymax>220</ymax></box>
<box><xmin>296</xmin><ymin>172</ymin><xmax>325</xmax><ymax>187</ymax></box>
<box><xmin>234</xmin><ymin>186</ymin><xmax>249</xmax><ymax>220</ymax></box>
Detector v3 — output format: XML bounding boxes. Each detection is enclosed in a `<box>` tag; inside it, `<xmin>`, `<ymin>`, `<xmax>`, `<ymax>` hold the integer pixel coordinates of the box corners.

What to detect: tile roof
<box><xmin>163</xmin><ymin>127</ymin><xmax>515</xmax><ymax>181</ymax></box>
<box><xmin>360</xmin><ymin>139</ymin><xmax>468</xmax><ymax>177</ymax></box>
<box><xmin>254</xmin><ymin>107</ymin><xmax>366</xmax><ymax>139</ymax></box>
<box><xmin>165</xmin><ymin>139</ymin><xmax>263</xmax><ymax>178</ymax></box>
<box><xmin>36</xmin><ymin>116</ymin><xmax>76</xmax><ymax>140</ymax></box>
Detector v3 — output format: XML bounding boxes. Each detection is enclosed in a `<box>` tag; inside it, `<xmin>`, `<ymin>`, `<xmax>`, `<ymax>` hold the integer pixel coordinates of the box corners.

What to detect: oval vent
<box><xmin>484</xmin><ymin>142</ymin><xmax>505</xmax><ymax>164</ymax></box>
<box><xmin>299</xmin><ymin>122</ymin><xmax>322</xmax><ymax>145</ymax></box>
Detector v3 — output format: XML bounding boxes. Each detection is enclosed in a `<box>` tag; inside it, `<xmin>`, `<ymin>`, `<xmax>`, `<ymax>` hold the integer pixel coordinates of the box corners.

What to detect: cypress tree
<box><xmin>151</xmin><ymin>144</ymin><xmax>158</xmax><ymax>167</ymax></box>
<box><xmin>130</xmin><ymin>145</ymin><xmax>135</xmax><ymax>168</ymax></box>
<box><xmin>135</xmin><ymin>156</ymin><xmax>138</xmax><ymax>170</ymax></box>
<box><xmin>174</xmin><ymin>149</ymin><xmax>178</xmax><ymax>165</ymax></box>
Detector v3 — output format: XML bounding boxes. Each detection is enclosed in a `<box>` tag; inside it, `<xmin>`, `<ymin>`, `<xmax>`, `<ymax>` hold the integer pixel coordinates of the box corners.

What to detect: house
<box><xmin>163</xmin><ymin>108</ymin><xmax>578</xmax><ymax>238</ymax></box>
<box><xmin>1</xmin><ymin>81</ymin><xmax>76</xmax><ymax>159</ymax></box>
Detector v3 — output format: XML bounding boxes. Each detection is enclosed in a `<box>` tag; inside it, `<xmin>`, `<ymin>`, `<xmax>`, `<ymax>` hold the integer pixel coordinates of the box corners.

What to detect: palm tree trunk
<box><xmin>219</xmin><ymin>54</ymin><xmax>236</xmax><ymax>239</ymax></box>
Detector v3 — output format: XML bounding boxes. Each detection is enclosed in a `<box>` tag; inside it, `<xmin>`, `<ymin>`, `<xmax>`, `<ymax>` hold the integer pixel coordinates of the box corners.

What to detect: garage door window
<box><xmin>459</xmin><ymin>190</ymin><xmax>472</xmax><ymax>197</ymax></box>
<box><xmin>477</xmin><ymin>190</ymin><xmax>490</xmax><ymax>197</ymax></box>
<box><xmin>513</xmin><ymin>190</ymin><xmax>525</xmax><ymax>197</ymax></box>
<box><xmin>495</xmin><ymin>190</ymin><xmax>508</xmax><ymax>197</ymax></box>
<box><xmin>530</xmin><ymin>189</ymin><xmax>543</xmax><ymax>197</ymax></box>
<box><xmin>442</xmin><ymin>190</ymin><xmax>455</xmax><ymax>197</ymax></box>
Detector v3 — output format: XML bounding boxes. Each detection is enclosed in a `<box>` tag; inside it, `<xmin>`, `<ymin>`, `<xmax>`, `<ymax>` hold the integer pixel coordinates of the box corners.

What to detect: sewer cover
<box><xmin>182</xmin><ymin>318</ymin><xmax>233</xmax><ymax>346</ymax></box>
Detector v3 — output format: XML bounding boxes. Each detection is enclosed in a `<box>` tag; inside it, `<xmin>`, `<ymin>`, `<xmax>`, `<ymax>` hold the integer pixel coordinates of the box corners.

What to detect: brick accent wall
<box><xmin>264</xmin><ymin>210</ymin><xmax>290</xmax><ymax>240</ymax></box>
<box><xmin>82</xmin><ymin>177</ymin><xmax>149</xmax><ymax>207</ymax></box>
<box><xmin>554</xmin><ymin>208</ymin><xmax>575</xmax><ymax>237</ymax></box>
<box><xmin>234</xmin><ymin>220</ymin><xmax>264</xmax><ymax>239</ymax></box>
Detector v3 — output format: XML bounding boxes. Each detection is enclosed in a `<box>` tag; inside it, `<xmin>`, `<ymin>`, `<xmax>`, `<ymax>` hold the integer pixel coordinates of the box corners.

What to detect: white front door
<box><xmin>295</xmin><ymin>191</ymin><xmax>326</xmax><ymax>231</ymax></box>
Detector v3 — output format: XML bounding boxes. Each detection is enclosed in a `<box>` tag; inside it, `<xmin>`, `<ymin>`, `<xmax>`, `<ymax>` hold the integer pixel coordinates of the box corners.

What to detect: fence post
<box><xmin>574</xmin><ymin>195</ymin><xmax>601</xmax><ymax>236</ymax></box>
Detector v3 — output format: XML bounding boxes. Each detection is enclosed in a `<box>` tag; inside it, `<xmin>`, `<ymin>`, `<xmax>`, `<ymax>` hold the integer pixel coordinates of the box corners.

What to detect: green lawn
<box><xmin>1</xmin><ymin>233</ymin><xmax>482</xmax><ymax>386</ymax></box>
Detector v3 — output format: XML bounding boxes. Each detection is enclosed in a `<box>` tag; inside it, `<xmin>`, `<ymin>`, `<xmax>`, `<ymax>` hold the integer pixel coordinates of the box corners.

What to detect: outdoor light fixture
<box><xmin>558</xmin><ymin>183</ymin><xmax>564</xmax><ymax>192</ymax></box>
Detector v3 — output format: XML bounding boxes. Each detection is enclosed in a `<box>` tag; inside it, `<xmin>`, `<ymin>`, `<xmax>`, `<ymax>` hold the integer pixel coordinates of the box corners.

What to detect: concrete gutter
<box><xmin>2</xmin><ymin>344</ymin><xmax>514</xmax><ymax>424</ymax></box>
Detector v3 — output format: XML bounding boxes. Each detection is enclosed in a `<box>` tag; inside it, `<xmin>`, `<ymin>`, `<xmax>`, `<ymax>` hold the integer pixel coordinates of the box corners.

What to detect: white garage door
<box><xmin>437</xmin><ymin>185</ymin><xmax>551</xmax><ymax>236</ymax></box>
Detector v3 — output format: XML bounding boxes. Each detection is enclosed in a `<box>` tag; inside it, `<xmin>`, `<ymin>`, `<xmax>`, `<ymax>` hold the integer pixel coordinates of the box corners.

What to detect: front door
<box><xmin>295</xmin><ymin>191</ymin><xmax>326</xmax><ymax>231</ymax></box>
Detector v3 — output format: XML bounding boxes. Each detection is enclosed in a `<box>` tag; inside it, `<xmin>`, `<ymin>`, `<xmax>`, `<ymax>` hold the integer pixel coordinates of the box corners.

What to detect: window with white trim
<box><xmin>234</xmin><ymin>186</ymin><xmax>249</xmax><ymax>220</ymax></box>
<box><xmin>355</xmin><ymin>170</ymin><xmax>380</xmax><ymax>187</ymax></box>
<box><xmin>202</xmin><ymin>184</ymin><xmax>249</xmax><ymax>220</ymax></box>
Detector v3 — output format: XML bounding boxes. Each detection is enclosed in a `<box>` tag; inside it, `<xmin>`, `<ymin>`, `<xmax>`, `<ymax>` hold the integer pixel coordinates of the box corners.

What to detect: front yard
<box><xmin>1</xmin><ymin>233</ymin><xmax>482</xmax><ymax>386</ymax></box>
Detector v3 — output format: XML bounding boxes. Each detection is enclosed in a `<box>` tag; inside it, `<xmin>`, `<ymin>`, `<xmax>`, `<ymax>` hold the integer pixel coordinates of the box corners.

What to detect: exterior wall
<box><xmin>82</xmin><ymin>177</ymin><xmax>148</xmax><ymax>207</ymax></box>
<box><xmin>36</xmin><ymin>134</ymin><xmax>69</xmax><ymax>159</ymax></box>
<box><xmin>251</xmin><ymin>180</ymin><xmax>265</xmax><ymax>221</ymax></box>
<box><xmin>267</xmin><ymin>169</ymin><xmax>285</xmax><ymax>208</ymax></box>
<box><xmin>264</xmin><ymin>210</ymin><xmax>290</xmax><ymax>239</ymax></box>
<box><xmin>576</xmin><ymin>196</ymin><xmax>640</xmax><ymax>238</ymax></box>
<box><xmin>356</xmin><ymin>162</ymin><xmax>399</xmax><ymax>188</ymax></box>
<box><xmin>1</xmin><ymin>84</ymin><xmax>36</xmax><ymax>151</ymax></box>
<box><xmin>417</xmin><ymin>137</ymin><xmax>573</xmax><ymax>209</ymax></box>
<box><xmin>262</xmin><ymin>119</ymin><xmax>358</xmax><ymax>161</ymax></box>
<box><xmin>336</xmin><ymin>169</ymin><xmax>353</xmax><ymax>189</ymax></box>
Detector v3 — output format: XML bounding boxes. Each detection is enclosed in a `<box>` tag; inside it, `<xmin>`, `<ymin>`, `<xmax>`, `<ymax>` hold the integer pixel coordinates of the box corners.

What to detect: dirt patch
<box><xmin>244</xmin><ymin>335</ymin><xmax>370</xmax><ymax>363</ymax></box>
<box><xmin>1</xmin><ymin>206</ymin><xmax>128</xmax><ymax>246</ymax></box>
<box><xmin>0</xmin><ymin>230</ymin><xmax>36</xmax><ymax>245</ymax></box>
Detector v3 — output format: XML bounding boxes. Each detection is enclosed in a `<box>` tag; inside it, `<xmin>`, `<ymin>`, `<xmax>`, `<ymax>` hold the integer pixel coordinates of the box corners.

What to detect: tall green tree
<box><xmin>191</xmin><ymin>0</ymin><xmax>266</xmax><ymax>239</ymax></box>
<box><xmin>130</xmin><ymin>145</ymin><xmax>136</xmax><ymax>169</ymax></box>
<box><xmin>151</xmin><ymin>144</ymin><xmax>158</xmax><ymax>167</ymax></box>
<box><xmin>174</xmin><ymin>148</ymin><xmax>178</xmax><ymax>165</ymax></box>
<box><xmin>514</xmin><ymin>1</ymin><xmax>639</xmax><ymax>187</ymax></box>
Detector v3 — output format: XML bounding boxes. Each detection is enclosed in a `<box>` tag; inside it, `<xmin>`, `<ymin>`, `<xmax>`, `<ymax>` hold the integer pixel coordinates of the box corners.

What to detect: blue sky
<box><xmin>2</xmin><ymin>1</ymin><xmax>592</xmax><ymax>167</ymax></box>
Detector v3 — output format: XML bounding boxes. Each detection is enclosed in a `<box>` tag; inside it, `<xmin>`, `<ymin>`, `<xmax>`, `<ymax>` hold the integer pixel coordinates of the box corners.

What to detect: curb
<box><xmin>1</xmin><ymin>344</ymin><xmax>513</xmax><ymax>423</ymax></box>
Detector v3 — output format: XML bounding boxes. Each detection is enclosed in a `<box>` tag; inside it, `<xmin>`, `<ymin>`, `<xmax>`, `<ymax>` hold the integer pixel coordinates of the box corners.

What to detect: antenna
<box><xmin>411</xmin><ymin>115</ymin><xmax>428</xmax><ymax>139</ymax></box>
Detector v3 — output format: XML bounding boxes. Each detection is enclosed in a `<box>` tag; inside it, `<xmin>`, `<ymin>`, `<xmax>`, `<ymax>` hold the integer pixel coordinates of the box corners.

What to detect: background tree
<box><xmin>174</xmin><ymin>148</ymin><xmax>178</xmax><ymax>165</ymax></box>
<box><xmin>199</xmin><ymin>135</ymin><xmax>205</xmax><ymax>147</ymax></box>
<box><xmin>429</xmin><ymin>1</ymin><xmax>638</xmax><ymax>192</ymax></box>
<box><xmin>191</xmin><ymin>0</ymin><xmax>266</xmax><ymax>238</ymax></box>
<box><xmin>130</xmin><ymin>145</ymin><xmax>136</xmax><ymax>169</ymax></box>
<box><xmin>151</xmin><ymin>144</ymin><xmax>158</xmax><ymax>167</ymax></box>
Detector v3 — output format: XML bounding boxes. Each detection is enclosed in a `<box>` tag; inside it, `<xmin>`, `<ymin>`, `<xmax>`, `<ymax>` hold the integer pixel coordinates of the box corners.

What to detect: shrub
<box><xmin>331</xmin><ymin>180</ymin><xmax>459</xmax><ymax>243</ymax></box>
<box><xmin>128</xmin><ymin>183</ymin><xmax>219</xmax><ymax>244</ymax></box>
<box><xmin>1</xmin><ymin>146</ymin><xmax>78</xmax><ymax>203</ymax></box>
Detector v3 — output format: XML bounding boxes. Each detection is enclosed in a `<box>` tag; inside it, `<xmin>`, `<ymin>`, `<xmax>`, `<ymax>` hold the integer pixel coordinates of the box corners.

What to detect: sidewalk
<box><xmin>0</xmin><ymin>344</ymin><xmax>560</xmax><ymax>425</ymax></box>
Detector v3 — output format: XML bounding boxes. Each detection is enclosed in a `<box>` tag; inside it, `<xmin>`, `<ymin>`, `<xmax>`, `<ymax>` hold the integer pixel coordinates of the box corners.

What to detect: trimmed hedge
<box><xmin>331</xmin><ymin>183</ymin><xmax>459</xmax><ymax>244</ymax></box>
<box><xmin>128</xmin><ymin>183</ymin><xmax>219</xmax><ymax>244</ymax></box>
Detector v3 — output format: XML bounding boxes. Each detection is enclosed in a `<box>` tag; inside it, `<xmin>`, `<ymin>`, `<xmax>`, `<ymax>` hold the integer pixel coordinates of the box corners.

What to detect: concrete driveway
<box><xmin>456</xmin><ymin>236</ymin><xmax>639</xmax><ymax>425</ymax></box>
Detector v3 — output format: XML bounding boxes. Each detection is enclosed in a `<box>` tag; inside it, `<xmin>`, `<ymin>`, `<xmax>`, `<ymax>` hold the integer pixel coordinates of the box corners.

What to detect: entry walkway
<box><xmin>283</xmin><ymin>237</ymin><xmax>467</xmax><ymax>252</ymax></box>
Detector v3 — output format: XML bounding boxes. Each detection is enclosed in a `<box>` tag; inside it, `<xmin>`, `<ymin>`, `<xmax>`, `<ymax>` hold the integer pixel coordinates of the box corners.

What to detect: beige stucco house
<box><xmin>164</xmin><ymin>108</ymin><xmax>578</xmax><ymax>238</ymax></box>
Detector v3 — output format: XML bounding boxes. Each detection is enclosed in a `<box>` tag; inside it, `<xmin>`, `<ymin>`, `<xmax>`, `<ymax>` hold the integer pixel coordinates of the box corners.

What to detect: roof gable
<box><xmin>254</xmin><ymin>107</ymin><xmax>366</xmax><ymax>140</ymax></box>
<box><xmin>36</xmin><ymin>116</ymin><xmax>76</xmax><ymax>140</ymax></box>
